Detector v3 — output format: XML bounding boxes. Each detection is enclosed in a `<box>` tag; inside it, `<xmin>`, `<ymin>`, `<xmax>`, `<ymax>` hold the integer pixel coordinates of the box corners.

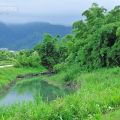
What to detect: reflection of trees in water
<box><xmin>13</xmin><ymin>79</ymin><xmax>72</xmax><ymax>102</ymax></box>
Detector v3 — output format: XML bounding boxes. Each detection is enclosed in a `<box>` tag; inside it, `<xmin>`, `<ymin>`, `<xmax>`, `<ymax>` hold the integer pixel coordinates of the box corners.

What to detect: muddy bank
<box><xmin>0</xmin><ymin>71</ymin><xmax>79</xmax><ymax>95</ymax></box>
<box><xmin>17</xmin><ymin>71</ymin><xmax>55</xmax><ymax>79</ymax></box>
<box><xmin>64</xmin><ymin>81</ymin><xmax>80</xmax><ymax>91</ymax></box>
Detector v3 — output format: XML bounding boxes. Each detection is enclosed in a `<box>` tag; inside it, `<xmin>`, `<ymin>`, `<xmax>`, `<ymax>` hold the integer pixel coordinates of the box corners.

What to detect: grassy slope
<box><xmin>0</xmin><ymin>67</ymin><xmax>120</xmax><ymax>120</ymax></box>
<box><xmin>0</xmin><ymin>66</ymin><xmax>45</xmax><ymax>90</ymax></box>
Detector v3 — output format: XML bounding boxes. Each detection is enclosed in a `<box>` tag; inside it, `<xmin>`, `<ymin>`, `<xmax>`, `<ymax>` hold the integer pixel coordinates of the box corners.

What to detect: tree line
<box><xmin>16</xmin><ymin>3</ymin><xmax>120</xmax><ymax>71</ymax></box>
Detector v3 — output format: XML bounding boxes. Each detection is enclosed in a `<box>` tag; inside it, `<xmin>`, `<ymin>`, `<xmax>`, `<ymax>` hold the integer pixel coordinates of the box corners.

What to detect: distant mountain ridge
<box><xmin>0</xmin><ymin>22</ymin><xmax>71</xmax><ymax>50</ymax></box>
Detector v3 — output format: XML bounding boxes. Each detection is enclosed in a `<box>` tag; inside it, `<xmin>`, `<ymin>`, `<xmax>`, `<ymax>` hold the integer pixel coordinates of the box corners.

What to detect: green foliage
<box><xmin>0</xmin><ymin>3</ymin><xmax>120</xmax><ymax>120</ymax></box>
<box><xmin>63</xmin><ymin>72</ymin><xmax>74</xmax><ymax>82</ymax></box>
<box><xmin>30</xmin><ymin>3</ymin><xmax>120</xmax><ymax>73</ymax></box>
<box><xmin>0</xmin><ymin>50</ymin><xmax>15</xmax><ymax>62</ymax></box>
<box><xmin>0</xmin><ymin>67</ymin><xmax>120</xmax><ymax>120</ymax></box>
<box><xmin>66</xmin><ymin>3</ymin><xmax>120</xmax><ymax>69</ymax></box>
<box><xmin>35</xmin><ymin>34</ymin><xmax>61</xmax><ymax>71</ymax></box>
<box><xmin>102</xmin><ymin>109</ymin><xmax>120</xmax><ymax>120</ymax></box>
<box><xmin>2</xmin><ymin>3</ymin><xmax>119</xmax><ymax>71</ymax></box>
<box><xmin>15</xmin><ymin>50</ymin><xmax>40</xmax><ymax>67</ymax></box>
<box><xmin>53</xmin><ymin>63</ymin><xmax>67</xmax><ymax>72</ymax></box>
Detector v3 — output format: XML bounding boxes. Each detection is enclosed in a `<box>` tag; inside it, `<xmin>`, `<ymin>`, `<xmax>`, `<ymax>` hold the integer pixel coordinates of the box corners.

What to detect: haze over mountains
<box><xmin>0</xmin><ymin>22</ymin><xmax>71</xmax><ymax>50</ymax></box>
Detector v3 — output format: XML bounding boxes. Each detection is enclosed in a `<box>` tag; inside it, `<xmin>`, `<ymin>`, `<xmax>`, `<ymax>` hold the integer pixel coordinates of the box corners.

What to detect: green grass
<box><xmin>0</xmin><ymin>67</ymin><xmax>120</xmax><ymax>120</ymax></box>
<box><xmin>0</xmin><ymin>60</ymin><xmax>14</xmax><ymax>66</ymax></box>
<box><xmin>0</xmin><ymin>66</ymin><xmax>45</xmax><ymax>91</ymax></box>
<box><xmin>102</xmin><ymin>109</ymin><xmax>120</xmax><ymax>120</ymax></box>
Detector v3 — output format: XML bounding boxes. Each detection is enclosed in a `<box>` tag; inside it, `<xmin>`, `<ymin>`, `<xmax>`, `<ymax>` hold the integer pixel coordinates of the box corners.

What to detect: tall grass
<box><xmin>0</xmin><ymin>67</ymin><xmax>120</xmax><ymax>119</ymax></box>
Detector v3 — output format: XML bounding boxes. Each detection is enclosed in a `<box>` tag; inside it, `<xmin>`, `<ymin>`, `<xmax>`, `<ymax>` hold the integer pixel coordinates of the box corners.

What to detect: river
<box><xmin>0</xmin><ymin>79</ymin><xmax>73</xmax><ymax>106</ymax></box>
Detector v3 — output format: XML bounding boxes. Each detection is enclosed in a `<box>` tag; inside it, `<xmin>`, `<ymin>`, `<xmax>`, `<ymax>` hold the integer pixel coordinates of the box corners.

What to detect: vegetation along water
<box><xmin>0</xmin><ymin>3</ymin><xmax>120</xmax><ymax>120</ymax></box>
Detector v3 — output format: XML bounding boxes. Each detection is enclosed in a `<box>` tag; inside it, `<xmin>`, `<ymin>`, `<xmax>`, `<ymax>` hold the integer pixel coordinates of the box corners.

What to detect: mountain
<box><xmin>0</xmin><ymin>22</ymin><xmax>71</xmax><ymax>50</ymax></box>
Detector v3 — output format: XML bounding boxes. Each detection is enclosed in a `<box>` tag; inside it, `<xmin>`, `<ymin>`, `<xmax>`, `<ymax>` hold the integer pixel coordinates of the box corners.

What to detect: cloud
<box><xmin>0</xmin><ymin>5</ymin><xmax>18</xmax><ymax>15</ymax></box>
<box><xmin>0</xmin><ymin>0</ymin><xmax>120</xmax><ymax>25</ymax></box>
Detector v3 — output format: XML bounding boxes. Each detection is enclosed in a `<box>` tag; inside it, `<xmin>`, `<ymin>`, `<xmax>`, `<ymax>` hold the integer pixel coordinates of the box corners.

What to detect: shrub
<box><xmin>15</xmin><ymin>50</ymin><xmax>40</xmax><ymax>68</ymax></box>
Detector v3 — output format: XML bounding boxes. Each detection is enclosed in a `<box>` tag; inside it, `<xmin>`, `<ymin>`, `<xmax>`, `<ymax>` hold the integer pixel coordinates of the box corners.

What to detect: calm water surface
<box><xmin>0</xmin><ymin>79</ymin><xmax>73</xmax><ymax>106</ymax></box>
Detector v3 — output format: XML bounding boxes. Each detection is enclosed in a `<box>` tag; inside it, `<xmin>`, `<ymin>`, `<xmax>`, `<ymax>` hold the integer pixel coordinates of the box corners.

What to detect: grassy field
<box><xmin>0</xmin><ymin>67</ymin><xmax>120</xmax><ymax>119</ymax></box>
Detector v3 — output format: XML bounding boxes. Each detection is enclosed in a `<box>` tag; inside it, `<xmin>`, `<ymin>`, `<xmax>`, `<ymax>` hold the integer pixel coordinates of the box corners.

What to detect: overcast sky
<box><xmin>0</xmin><ymin>0</ymin><xmax>120</xmax><ymax>25</ymax></box>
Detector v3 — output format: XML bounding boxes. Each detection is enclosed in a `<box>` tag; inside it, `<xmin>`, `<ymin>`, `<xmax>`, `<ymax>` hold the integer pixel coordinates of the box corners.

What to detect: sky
<box><xmin>0</xmin><ymin>0</ymin><xmax>120</xmax><ymax>25</ymax></box>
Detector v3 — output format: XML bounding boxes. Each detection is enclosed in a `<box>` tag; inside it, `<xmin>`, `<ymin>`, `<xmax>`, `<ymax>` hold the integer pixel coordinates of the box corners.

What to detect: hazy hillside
<box><xmin>0</xmin><ymin>22</ymin><xmax>71</xmax><ymax>50</ymax></box>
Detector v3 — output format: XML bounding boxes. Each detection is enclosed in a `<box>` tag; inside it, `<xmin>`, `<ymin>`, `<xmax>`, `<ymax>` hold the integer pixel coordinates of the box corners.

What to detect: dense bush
<box><xmin>34</xmin><ymin>34</ymin><xmax>69</xmax><ymax>71</ymax></box>
<box><xmin>0</xmin><ymin>50</ymin><xmax>15</xmax><ymax>61</ymax></box>
<box><xmin>33</xmin><ymin>4</ymin><xmax>120</xmax><ymax>71</ymax></box>
<box><xmin>69</xmin><ymin>4</ymin><xmax>120</xmax><ymax>69</ymax></box>
<box><xmin>15</xmin><ymin>50</ymin><xmax>40</xmax><ymax>67</ymax></box>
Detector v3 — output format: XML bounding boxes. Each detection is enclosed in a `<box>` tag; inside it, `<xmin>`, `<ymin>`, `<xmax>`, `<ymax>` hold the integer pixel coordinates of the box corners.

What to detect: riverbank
<box><xmin>0</xmin><ymin>66</ymin><xmax>45</xmax><ymax>91</ymax></box>
<box><xmin>0</xmin><ymin>67</ymin><xmax>120</xmax><ymax>119</ymax></box>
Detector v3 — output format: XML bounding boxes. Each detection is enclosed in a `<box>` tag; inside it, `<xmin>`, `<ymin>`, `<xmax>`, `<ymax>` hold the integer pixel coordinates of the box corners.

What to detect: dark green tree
<box><xmin>37</xmin><ymin>34</ymin><xmax>59</xmax><ymax>71</ymax></box>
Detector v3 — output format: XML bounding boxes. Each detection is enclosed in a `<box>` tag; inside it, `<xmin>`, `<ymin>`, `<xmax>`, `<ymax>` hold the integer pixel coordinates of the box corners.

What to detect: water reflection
<box><xmin>0</xmin><ymin>79</ymin><xmax>73</xmax><ymax>106</ymax></box>
<box><xmin>0</xmin><ymin>92</ymin><xmax>33</xmax><ymax>106</ymax></box>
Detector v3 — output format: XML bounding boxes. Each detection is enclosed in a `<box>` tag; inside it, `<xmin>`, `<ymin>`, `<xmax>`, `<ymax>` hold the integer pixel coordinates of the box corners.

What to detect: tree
<box><xmin>37</xmin><ymin>34</ymin><xmax>59</xmax><ymax>71</ymax></box>
<box><xmin>15</xmin><ymin>50</ymin><xmax>40</xmax><ymax>67</ymax></box>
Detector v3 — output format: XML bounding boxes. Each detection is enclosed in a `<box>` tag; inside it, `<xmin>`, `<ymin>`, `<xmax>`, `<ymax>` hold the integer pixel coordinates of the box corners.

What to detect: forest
<box><xmin>0</xmin><ymin>3</ymin><xmax>120</xmax><ymax>120</ymax></box>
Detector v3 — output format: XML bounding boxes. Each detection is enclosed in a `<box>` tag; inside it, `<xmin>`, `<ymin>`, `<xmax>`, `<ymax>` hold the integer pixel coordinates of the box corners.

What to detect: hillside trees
<box><xmin>16</xmin><ymin>3</ymin><xmax>120</xmax><ymax>71</ymax></box>
<box><xmin>68</xmin><ymin>3</ymin><xmax>120</xmax><ymax>69</ymax></box>
<box><xmin>34</xmin><ymin>3</ymin><xmax>120</xmax><ymax>70</ymax></box>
